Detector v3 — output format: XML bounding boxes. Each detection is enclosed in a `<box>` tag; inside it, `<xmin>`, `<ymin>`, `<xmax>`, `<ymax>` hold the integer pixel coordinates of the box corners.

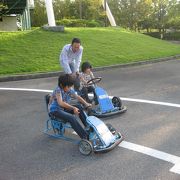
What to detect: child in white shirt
<box><xmin>79</xmin><ymin>62</ymin><xmax>98</xmax><ymax>104</ymax></box>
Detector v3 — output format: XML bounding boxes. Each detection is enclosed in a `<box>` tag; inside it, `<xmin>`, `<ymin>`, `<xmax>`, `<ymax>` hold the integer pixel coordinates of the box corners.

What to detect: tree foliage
<box><xmin>31</xmin><ymin>0</ymin><xmax>180</xmax><ymax>31</ymax></box>
<box><xmin>31</xmin><ymin>0</ymin><xmax>47</xmax><ymax>27</ymax></box>
<box><xmin>108</xmin><ymin>0</ymin><xmax>180</xmax><ymax>31</ymax></box>
<box><xmin>31</xmin><ymin>0</ymin><xmax>104</xmax><ymax>26</ymax></box>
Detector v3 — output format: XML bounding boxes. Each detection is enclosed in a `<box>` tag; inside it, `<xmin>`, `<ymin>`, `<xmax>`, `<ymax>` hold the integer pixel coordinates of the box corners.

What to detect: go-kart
<box><xmin>81</xmin><ymin>77</ymin><xmax>127</xmax><ymax>118</ymax></box>
<box><xmin>44</xmin><ymin>94</ymin><xmax>124</xmax><ymax>155</ymax></box>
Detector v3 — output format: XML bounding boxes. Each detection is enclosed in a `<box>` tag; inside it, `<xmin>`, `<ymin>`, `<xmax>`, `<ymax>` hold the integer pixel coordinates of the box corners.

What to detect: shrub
<box><xmin>143</xmin><ymin>31</ymin><xmax>180</xmax><ymax>40</ymax></box>
<box><xmin>56</xmin><ymin>19</ymin><xmax>103</xmax><ymax>27</ymax></box>
<box><xmin>144</xmin><ymin>32</ymin><xmax>161</xmax><ymax>39</ymax></box>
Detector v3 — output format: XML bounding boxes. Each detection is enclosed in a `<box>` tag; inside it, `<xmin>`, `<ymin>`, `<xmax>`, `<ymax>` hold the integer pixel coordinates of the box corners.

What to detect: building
<box><xmin>0</xmin><ymin>0</ymin><xmax>34</xmax><ymax>31</ymax></box>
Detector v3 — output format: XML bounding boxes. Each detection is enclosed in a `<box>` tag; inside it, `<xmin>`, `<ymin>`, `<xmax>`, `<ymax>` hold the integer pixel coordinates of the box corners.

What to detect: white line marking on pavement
<box><xmin>109</xmin><ymin>95</ymin><xmax>180</xmax><ymax>108</ymax></box>
<box><xmin>0</xmin><ymin>87</ymin><xmax>52</xmax><ymax>93</ymax></box>
<box><xmin>1</xmin><ymin>88</ymin><xmax>180</xmax><ymax>108</ymax></box>
<box><xmin>119</xmin><ymin>141</ymin><xmax>180</xmax><ymax>174</ymax></box>
<box><xmin>120</xmin><ymin>97</ymin><xmax>180</xmax><ymax>108</ymax></box>
<box><xmin>0</xmin><ymin>87</ymin><xmax>180</xmax><ymax>174</ymax></box>
<box><xmin>170</xmin><ymin>163</ymin><xmax>180</xmax><ymax>174</ymax></box>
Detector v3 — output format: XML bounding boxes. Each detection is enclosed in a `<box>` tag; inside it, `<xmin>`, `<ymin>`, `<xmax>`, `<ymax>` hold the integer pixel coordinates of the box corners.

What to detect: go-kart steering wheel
<box><xmin>87</xmin><ymin>77</ymin><xmax>102</xmax><ymax>85</ymax></box>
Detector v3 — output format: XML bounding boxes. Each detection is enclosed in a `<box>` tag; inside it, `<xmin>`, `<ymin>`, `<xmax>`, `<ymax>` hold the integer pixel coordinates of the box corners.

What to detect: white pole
<box><xmin>102</xmin><ymin>0</ymin><xmax>116</xmax><ymax>27</ymax></box>
<box><xmin>45</xmin><ymin>0</ymin><xmax>56</xmax><ymax>26</ymax></box>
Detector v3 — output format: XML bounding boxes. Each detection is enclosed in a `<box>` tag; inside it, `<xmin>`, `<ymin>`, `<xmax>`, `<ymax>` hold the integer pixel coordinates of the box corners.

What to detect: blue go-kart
<box><xmin>83</xmin><ymin>77</ymin><xmax>127</xmax><ymax>118</ymax></box>
<box><xmin>44</xmin><ymin>94</ymin><xmax>124</xmax><ymax>155</ymax></box>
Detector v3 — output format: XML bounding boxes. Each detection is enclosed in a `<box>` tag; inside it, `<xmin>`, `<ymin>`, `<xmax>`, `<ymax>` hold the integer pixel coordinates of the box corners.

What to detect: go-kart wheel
<box><xmin>112</xmin><ymin>96</ymin><xmax>122</xmax><ymax>108</ymax></box>
<box><xmin>115</xmin><ymin>132</ymin><xmax>124</xmax><ymax>142</ymax></box>
<box><xmin>79</xmin><ymin>139</ymin><xmax>93</xmax><ymax>155</ymax></box>
<box><xmin>106</xmin><ymin>123</ymin><xmax>116</xmax><ymax>134</ymax></box>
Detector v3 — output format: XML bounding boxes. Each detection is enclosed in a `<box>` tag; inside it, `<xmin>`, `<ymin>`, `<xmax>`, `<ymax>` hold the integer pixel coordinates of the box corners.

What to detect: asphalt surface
<box><xmin>0</xmin><ymin>59</ymin><xmax>180</xmax><ymax>180</ymax></box>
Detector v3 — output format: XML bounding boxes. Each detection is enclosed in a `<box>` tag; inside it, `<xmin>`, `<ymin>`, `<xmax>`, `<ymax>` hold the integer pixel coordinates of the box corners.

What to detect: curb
<box><xmin>0</xmin><ymin>55</ymin><xmax>179</xmax><ymax>82</ymax></box>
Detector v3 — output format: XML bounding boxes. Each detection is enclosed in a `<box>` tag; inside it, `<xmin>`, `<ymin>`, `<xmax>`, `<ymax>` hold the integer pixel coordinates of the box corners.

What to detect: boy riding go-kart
<box><xmin>44</xmin><ymin>74</ymin><xmax>124</xmax><ymax>155</ymax></box>
<box><xmin>77</xmin><ymin>62</ymin><xmax>127</xmax><ymax>118</ymax></box>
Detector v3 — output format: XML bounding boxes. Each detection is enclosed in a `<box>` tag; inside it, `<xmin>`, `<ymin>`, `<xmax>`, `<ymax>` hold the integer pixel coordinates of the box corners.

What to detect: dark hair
<box><xmin>58</xmin><ymin>74</ymin><xmax>74</xmax><ymax>87</ymax></box>
<box><xmin>81</xmin><ymin>61</ymin><xmax>92</xmax><ymax>72</ymax></box>
<box><xmin>72</xmin><ymin>38</ymin><xmax>81</xmax><ymax>45</ymax></box>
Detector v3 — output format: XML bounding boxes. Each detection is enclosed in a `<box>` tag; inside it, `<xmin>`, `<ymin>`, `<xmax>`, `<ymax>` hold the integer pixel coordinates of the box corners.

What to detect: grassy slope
<box><xmin>0</xmin><ymin>27</ymin><xmax>179</xmax><ymax>75</ymax></box>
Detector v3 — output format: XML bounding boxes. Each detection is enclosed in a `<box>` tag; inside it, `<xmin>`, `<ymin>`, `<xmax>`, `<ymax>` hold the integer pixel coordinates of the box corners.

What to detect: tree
<box><xmin>31</xmin><ymin>0</ymin><xmax>47</xmax><ymax>27</ymax></box>
<box><xmin>167</xmin><ymin>17</ymin><xmax>180</xmax><ymax>30</ymax></box>
<box><xmin>53</xmin><ymin>0</ymin><xmax>76</xmax><ymax>19</ymax></box>
<box><xmin>53</xmin><ymin>0</ymin><xmax>103</xmax><ymax>20</ymax></box>
<box><xmin>166</xmin><ymin>0</ymin><xmax>180</xmax><ymax>19</ymax></box>
<box><xmin>31</xmin><ymin>0</ymin><xmax>180</xmax><ymax>30</ymax></box>
<box><xmin>109</xmin><ymin>0</ymin><xmax>142</xmax><ymax>30</ymax></box>
<box><xmin>166</xmin><ymin>0</ymin><xmax>180</xmax><ymax>30</ymax></box>
<box><xmin>136</xmin><ymin>0</ymin><xmax>153</xmax><ymax>32</ymax></box>
<box><xmin>150</xmin><ymin>0</ymin><xmax>169</xmax><ymax>33</ymax></box>
<box><xmin>72</xmin><ymin>0</ymin><xmax>103</xmax><ymax>20</ymax></box>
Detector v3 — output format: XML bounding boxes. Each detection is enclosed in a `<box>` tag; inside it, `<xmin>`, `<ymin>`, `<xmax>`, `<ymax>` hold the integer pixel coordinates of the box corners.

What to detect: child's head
<box><xmin>58</xmin><ymin>74</ymin><xmax>74</xmax><ymax>91</ymax></box>
<box><xmin>81</xmin><ymin>62</ymin><xmax>92</xmax><ymax>73</ymax></box>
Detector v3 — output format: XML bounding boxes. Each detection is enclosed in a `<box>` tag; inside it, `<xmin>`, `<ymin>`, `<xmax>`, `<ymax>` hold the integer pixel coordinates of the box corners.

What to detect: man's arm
<box><xmin>74</xmin><ymin>47</ymin><xmax>83</xmax><ymax>73</ymax></box>
<box><xmin>60</xmin><ymin>47</ymin><xmax>72</xmax><ymax>74</ymax></box>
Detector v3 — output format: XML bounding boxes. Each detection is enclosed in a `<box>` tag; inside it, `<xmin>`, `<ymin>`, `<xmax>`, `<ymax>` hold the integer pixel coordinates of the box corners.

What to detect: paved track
<box><xmin>0</xmin><ymin>59</ymin><xmax>180</xmax><ymax>180</ymax></box>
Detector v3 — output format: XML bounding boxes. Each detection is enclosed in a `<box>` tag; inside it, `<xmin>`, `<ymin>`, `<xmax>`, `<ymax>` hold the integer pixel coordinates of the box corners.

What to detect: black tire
<box><xmin>112</xmin><ymin>96</ymin><xmax>122</xmax><ymax>108</ymax></box>
<box><xmin>45</xmin><ymin>94</ymin><xmax>51</xmax><ymax>111</ymax></box>
<box><xmin>115</xmin><ymin>132</ymin><xmax>124</xmax><ymax>142</ymax></box>
<box><xmin>79</xmin><ymin>139</ymin><xmax>93</xmax><ymax>155</ymax></box>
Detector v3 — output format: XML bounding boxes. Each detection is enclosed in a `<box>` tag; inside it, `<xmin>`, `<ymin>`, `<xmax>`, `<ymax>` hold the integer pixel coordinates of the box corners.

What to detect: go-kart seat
<box><xmin>44</xmin><ymin>94</ymin><xmax>63</xmax><ymax>119</ymax></box>
<box><xmin>44</xmin><ymin>94</ymin><xmax>72</xmax><ymax>130</ymax></box>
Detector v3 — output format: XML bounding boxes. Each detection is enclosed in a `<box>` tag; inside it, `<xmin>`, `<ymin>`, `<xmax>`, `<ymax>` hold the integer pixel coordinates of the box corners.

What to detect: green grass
<box><xmin>0</xmin><ymin>27</ymin><xmax>180</xmax><ymax>76</ymax></box>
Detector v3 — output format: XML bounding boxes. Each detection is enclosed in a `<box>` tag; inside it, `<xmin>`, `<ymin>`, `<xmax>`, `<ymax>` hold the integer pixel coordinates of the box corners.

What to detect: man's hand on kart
<box><xmin>84</xmin><ymin>102</ymin><xmax>92</xmax><ymax>109</ymax></box>
<box><xmin>70</xmin><ymin>72</ymin><xmax>79</xmax><ymax>77</ymax></box>
<box><xmin>76</xmin><ymin>72</ymin><xmax>80</xmax><ymax>76</ymax></box>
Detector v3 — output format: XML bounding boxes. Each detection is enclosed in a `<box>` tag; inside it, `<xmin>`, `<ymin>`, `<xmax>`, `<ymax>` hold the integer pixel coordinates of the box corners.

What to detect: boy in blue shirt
<box><xmin>49</xmin><ymin>74</ymin><xmax>91</xmax><ymax>139</ymax></box>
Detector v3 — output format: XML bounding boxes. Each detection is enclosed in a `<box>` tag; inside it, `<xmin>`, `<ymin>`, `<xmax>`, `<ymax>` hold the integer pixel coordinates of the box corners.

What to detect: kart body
<box><xmin>44</xmin><ymin>94</ymin><xmax>124</xmax><ymax>155</ymax></box>
<box><xmin>80</xmin><ymin>77</ymin><xmax>127</xmax><ymax>118</ymax></box>
<box><xmin>90</xmin><ymin>86</ymin><xmax>127</xmax><ymax>118</ymax></box>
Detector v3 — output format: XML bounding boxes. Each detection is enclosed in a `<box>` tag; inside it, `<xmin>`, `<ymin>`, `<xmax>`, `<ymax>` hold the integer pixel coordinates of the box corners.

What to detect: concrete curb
<box><xmin>0</xmin><ymin>55</ymin><xmax>179</xmax><ymax>82</ymax></box>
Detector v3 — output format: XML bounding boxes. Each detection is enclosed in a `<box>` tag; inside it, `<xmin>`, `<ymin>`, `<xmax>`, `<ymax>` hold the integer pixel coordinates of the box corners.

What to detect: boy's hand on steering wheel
<box><xmin>73</xmin><ymin>107</ymin><xmax>80</xmax><ymax>115</ymax></box>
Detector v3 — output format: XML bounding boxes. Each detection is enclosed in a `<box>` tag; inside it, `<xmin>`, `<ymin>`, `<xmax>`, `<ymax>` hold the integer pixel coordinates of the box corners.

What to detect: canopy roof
<box><xmin>0</xmin><ymin>0</ymin><xmax>27</xmax><ymax>16</ymax></box>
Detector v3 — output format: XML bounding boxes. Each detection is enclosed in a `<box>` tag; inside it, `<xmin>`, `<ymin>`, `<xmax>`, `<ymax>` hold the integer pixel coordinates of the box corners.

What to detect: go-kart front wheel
<box><xmin>79</xmin><ymin>139</ymin><xmax>93</xmax><ymax>155</ymax></box>
<box><xmin>112</xmin><ymin>96</ymin><xmax>122</xmax><ymax>108</ymax></box>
